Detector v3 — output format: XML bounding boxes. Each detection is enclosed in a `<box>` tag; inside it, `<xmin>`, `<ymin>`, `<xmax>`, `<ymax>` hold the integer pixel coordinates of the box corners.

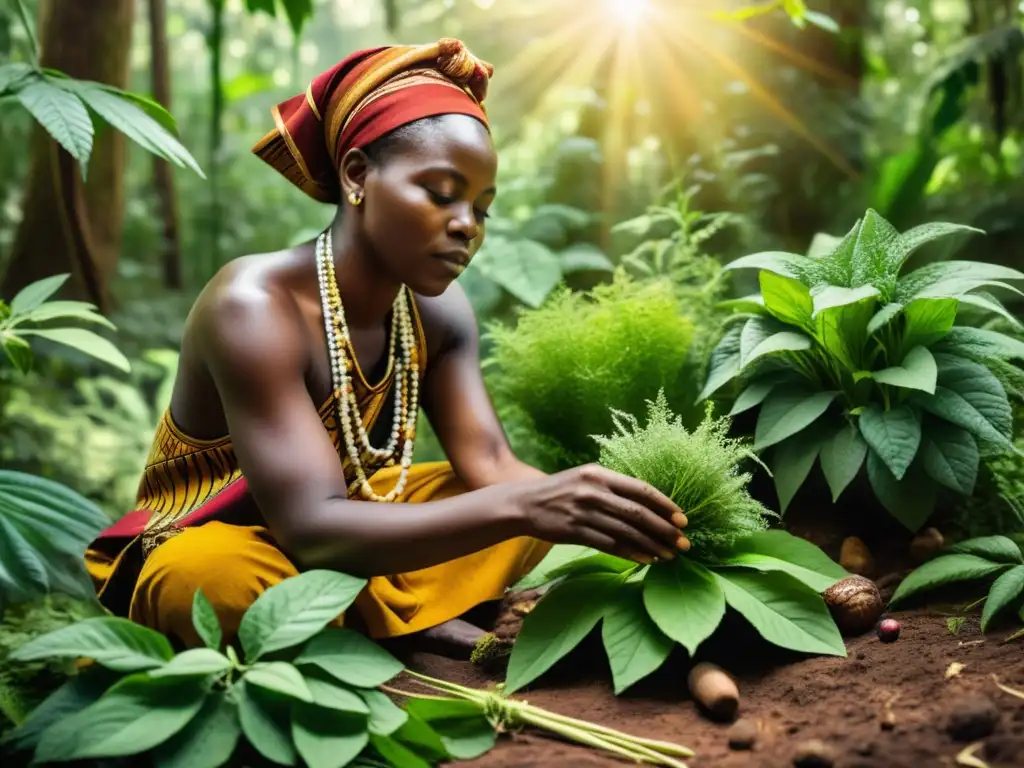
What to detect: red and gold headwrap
<box><xmin>252</xmin><ymin>38</ymin><xmax>493</xmax><ymax>204</ymax></box>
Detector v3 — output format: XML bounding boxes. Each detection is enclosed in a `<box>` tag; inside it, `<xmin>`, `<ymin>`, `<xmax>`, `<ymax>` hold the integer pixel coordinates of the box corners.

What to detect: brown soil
<box><xmin>399</xmin><ymin>608</ymin><xmax>1024</xmax><ymax>768</ymax></box>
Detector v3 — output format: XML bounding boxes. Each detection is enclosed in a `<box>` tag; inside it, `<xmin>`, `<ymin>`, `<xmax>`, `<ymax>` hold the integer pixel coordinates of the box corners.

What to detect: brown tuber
<box><xmin>909</xmin><ymin>527</ymin><xmax>944</xmax><ymax>563</ymax></box>
<box><xmin>839</xmin><ymin>536</ymin><xmax>874</xmax><ymax>575</ymax></box>
<box><xmin>687</xmin><ymin>662</ymin><xmax>740</xmax><ymax>722</ymax></box>
<box><xmin>822</xmin><ymin>575</ymin><xmax>884</xmax><ymax>636</ymax></box>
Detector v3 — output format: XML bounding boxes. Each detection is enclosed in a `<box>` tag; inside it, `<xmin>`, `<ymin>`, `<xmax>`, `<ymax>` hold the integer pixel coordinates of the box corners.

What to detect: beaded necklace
<box><xmin>315</xmin><ymin>230</ymin><xmax>418</xmax><ymax>502</ymax></box>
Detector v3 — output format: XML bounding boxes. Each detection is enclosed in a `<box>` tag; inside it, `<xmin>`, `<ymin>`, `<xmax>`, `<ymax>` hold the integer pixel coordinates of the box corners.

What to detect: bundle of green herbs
<box><xmin>505</xmin><ymin>395</ymin><xmax>848</xmax><ymax>696</ymax></box>
<box><xmin>485</xmin><ymin>271</ymin><xmax>701</xmax><ymax>472</ymax></box>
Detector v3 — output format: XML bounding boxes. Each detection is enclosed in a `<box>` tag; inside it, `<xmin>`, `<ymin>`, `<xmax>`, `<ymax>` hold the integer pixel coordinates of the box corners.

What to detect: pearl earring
<box><xmin>347</xmin><ymin>190</ymin><xmax>363</xmax><ymax>206</ymax></box>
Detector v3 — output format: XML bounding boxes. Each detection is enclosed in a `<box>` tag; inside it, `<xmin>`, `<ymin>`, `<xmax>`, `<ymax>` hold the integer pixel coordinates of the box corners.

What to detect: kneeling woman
<box><xmin>85</xmin><ymin>39</ymin><xmax>691</xmax><ymax>653</ymax></box>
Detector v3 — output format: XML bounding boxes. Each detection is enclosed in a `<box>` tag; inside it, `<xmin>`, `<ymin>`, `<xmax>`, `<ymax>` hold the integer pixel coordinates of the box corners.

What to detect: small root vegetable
<box><xmin>726</xmin><ymin>717</ymin><xmax>757</xmax><ymax>750</ymax></box>
<box><xmin>946</xmin><ymin>695</ymin><xmax>999</xmax><ymax>741</ymax></box>
<box><xmin>687</xmin><ymin>662</ymin><xmax>739</xmax><ymax>722</ymax></box>
<box><xmin>839</xmin><ymin>536</ymin><xmax>874</xmax><ymax>575</ymax></box>
<box><xmin>909</xmin><ymin>527</ymin><xmax>944</xmax><ymax>564</ymax></box>
<box><xmin>792</xmin><ymin>739</ymin><xmax>836</xmax><ymax>767</ymax></box>
<box><xmin>877</xmin><ymin>618</ymin><xmax>901</xmax><ymax>643</ymax></box>
<box><xmin>822</xmin><ymin>576</ymin><xmax>884</xmax><ymax>636</ymax></box>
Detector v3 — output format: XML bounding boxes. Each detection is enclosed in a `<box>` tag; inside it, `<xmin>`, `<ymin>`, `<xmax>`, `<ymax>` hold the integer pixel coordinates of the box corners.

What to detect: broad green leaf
<box><xmin>866</xmin><ymin>452</ymin><xmax>935</xmax><ymax>532</ymax></box>
<box><xmin>858</xmin><ymin>405</ymin><xmax>922</xmax><ymax>480</ymax></box>
<box><xmin>16</xmin><ymin>80</ymin><xmax>93</xmax><ymax>170</ymax></box>
<box><xmin>933</xmin><ymin>353</ymin><xmax>1013</xmax><ymax>438</ymax></box>
<box><xmin>740</xmin><ymin>315</ymin><xmax>782</xmax><ymax>366</ymax></box>
<box><xmin>980</xmin><ymin>566</ymin><xmax>1024</xmax><ymax>632</ymax></box>
<box><xmin>559</xmin><ymin>244</ymin><xmax>614</xmax><ymax>274</ymax></box>
<box><xmin>304</xmin><ymin>675</ymin><xmax>369</xmax><ymax>714</ymax></box>
<box><xmin>890</xmin><ymin>554</ymin><xmax>1013</xmax><ymax>606</ymax></box>
<box><xmin>896</xmin><ymin>260</ymin><xmax>1024</xmax><ymax>302</ymax></box>
<box><xmin>8</xmin><ymin>274</ymin><xmax>70</xmax><ymax>314</ymax></box>
<box><xmin>505</xmin><ymin>573</ymin><xmax>617</xmax><ymax>692</ymax></box>
<box><xmin>238</xmin><ymin>569</ymin><xmax>366</xmax><ymax>661</ymax></box>
<box><xmin>154</xmin><ymin>691</ymin><xmax>241</xmax><ymax>768</ymax></box>
<box><xmin>716</xmin><ymin>294</ymin><xmax>766</xmax><ymax>314</ymax></box>
<box><xmin>0</xmin><ymin>512</ymin><xmax>50</xmax><ymax>594</ymax></box>
<box><xmin>901</xmin><ymin>297</ymin><xmax>958</xmax><ymax>351</ymax></box>
<box><xmin>295</xmin><ymin>627</ymin><xmax>403</xmax><ymax>688</ymax></box>
<box><xmin>726</xmin><ymin>530</ymin><xmax>847</xmax><ymax>585</ymax></box>
<box><xmin>60</xmin><ymin>81</ymin><xmax>205</xmax><ymax>178</ymax></box>
<box><xmin>921</xmin><ymin>423</ymin><xmax>979</xmax><ymax>495</ymax></box>
<box><xmin>770</xmin><ymin>429</ymin><xmax>826</xmax><ymax>513</ymax></box>
<box><xmin>150</xmin><ymin>648</ymin><xmax>231</xmax><ymax>678</ymax></box>
<box><xmin>246</xmin><ymin>662</ymin><xmax>314</xmax><ymax>702</ymax></box>
<box><xmin>811</xmin><ymin>284</ymin><xmax>880</xmax><ymax>318</ymax></box>
<box><xmin>959</xmin><ymin>292</ymin><xmax>1022</xmax><ymax>327</ymax></box>
<box><xmin>192</xmin><ymin>588</ymin><xmax>222</xmax><ymax>651</ymax></box>
<box><xmin>850</xmin><ymin>209</ymin><xmax>900</xmax><ymax>297</ymax></box>
<box><xmin>729</xmin><ymin>381</ymin><xmax>777</xmax><ymax>416</ymax></box>
<box><xmin>19</xmin><ymin>327</ymin><xmax>130</xmax><ymax>372</ymax></box>
<box><xmin>35</xmin><ymin>674</ymin><xmax>207</xmax><ymax>762</ymax></box>
<box><xmin>802</xmin><ymin>218</ymin><xmax>860</xmax><ymax>287</ymax></box>
<box><xmin>1</xmin><ymin>667</ymin><xmax>118</xmax><ymax>752</ymax></box>
<box><xmin>896</xmin><ymin>222</ymin><xmax>984</xmax><ymax>268</ymax></box>
<box><xmin>2</xmin><ymin>332</ymin><xmax>33</xmax><ymax>373</ymax></box>
<box><xmin>0</xmin><ymin>61</ymin><xmax>33</xmax><ymax>94</ymax></box>
<box><xmin>390</xmin><ymin>712</ymin><xmax>449</xmax><ymax>761</ymax></box>
<box><xmin>712</xmin><ymin>570</ymin><xmax>846</xmax><ymax>656</ymax></box>
<box><xmin>920</xmin><ymin>387</ymin><xmax>1016</xmax><ymax>449</ymax></box>
<box><xmin>10</xmin><ymin>616</ymin><xmax>173</xmax><ymax>671</ymax></box>
<box><xmin>370</xmin><ymin>734</ymin><xmax>432</xmax><ymax>768</ymax></box>
<box><xmin>699</xmin><ymin>323</ymin><xmax>743</xmax><ymax>400</ymax></box>
<box><xmin>539</xmin><ymin>551</ymin><xmax>635</xmax><ymax>583</ymax></box>
<box><xmin>805</xmin><ymin>10</ymin><xmax>840</xmax><ymax>32</ymax></box>
<box><xmin>723</xmin><ymin>251</ymin><xmax>805</xmax><ymax>278</ymax></box>
<box><xmin>17</xmin><ymin>299</ymin><xmax>115</xmax><ymax>329</ymax></box>
<box><xmin>746</xmin><ymin>331</ymin><xmax>813</xmax><ymax>369</ymax></box>
<box><xmin>237</xmin><ymin>681</ymin><xmax>298</xmax><ymax>766</ymax></box>
<box><xmin>404</xmin><ymin>699</ymin><xmax>495</xmax><ymax>760</ymax></box>
<box><xmin>870</xmin><ymin>346</ymin><xmax>938</xmax><ymax>394</ymax></box>
<box><xmin>291</xmin><ymin>703</ymin><xmax>369</xmax><ymax>768</ymax></box>
<box><xmin>602</xmin><ymin>583</ymin><xmax>674</xmax><ymax>693</ymax></box>
<box><xmin>759</xmin><ymin>272</ymin><xmax>814</xmax><ymax>331</ymax></box>
<box><xmin>512</xmin><ymin>544</ymin><xmax>592</xmax><ymax>590</ymax></box>
<box><xmin>867</xmin><ymin>303</ymin><xmax>903</xmax><ymax>336</ymax></box>
<box><xmin>819</xmin><ymin>423</ymin><xmax>868</xmax><ymax>502</ymax></box>
<box><xmin>643</xmin><ymin>559</ymin><xmax>725</xmax><ymax>656</ymax></box>
<box><xmin>945</xmin><ymin>536</ymin><xmax>1024</xmax><ymax>564</ymax></box>
<box><xmin>813</xmin><ymin>288</ymin><xmax>877</xmax><ymax>372</ymax></box>
<box><xmin>473</xmin><ymin>237</ymin><xmax>562</xmax><ymax>308</ymax></box>
<box><xmin>754</xmin><ymin>390</ymin><xmax>837</xmax><ymax>450</ymax></box>
<box><xmin>358</xmin><ymin>689</ymin><xmax>408</xmax><ymax>736</ymax></box>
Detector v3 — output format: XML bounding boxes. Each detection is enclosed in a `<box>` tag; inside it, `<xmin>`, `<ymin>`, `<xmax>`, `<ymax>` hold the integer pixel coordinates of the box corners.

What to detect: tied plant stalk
<box><xmin>387</xmin><ymin>671</ymin><xmax>694</xmax><ymax>768</ymax></box>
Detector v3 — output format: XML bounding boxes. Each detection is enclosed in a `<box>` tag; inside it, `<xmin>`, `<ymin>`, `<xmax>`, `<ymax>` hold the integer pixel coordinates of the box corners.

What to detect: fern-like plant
<box><xmin>485</xmin><ymin>272</ymin><xmax>700</xmax><ymax>472</ymax></box>
<box><xmin>701</xmin><ymin>209</ymin><xmax>1024</xmax><ymax>531</ymax></box>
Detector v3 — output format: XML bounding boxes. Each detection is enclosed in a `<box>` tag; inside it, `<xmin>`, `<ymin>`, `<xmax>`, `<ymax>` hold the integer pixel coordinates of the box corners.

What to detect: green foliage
<box><xmin>243</xmin><ymin>0</ymin><xmax>315</xmax><ymax>36</ymax></box>
<box><xmin>594</xmin><ymin>393</ymin><xmax>773</xmax><ymax>560</ymax></box>
<box><xmin>486</xmin><ymin>272</ymin><xmax>700</xmax><ymax>471</ymax></box>
<box><xmin>890</xmin><ymin>535</ymin><xmax>1024</xmax><ymax>634</ymax></box>
<box><xmin>505</xmin><ymin>396</ymin><xmax>846</xmax><ymax>694</ymax></box>
<box><xmin>713</xmin><ymin>0</ymin><xmax>840</xmax><ymax>33</ymax></box>
<box><xmin>3</xmin><ymin>571</ymin><xmax>498</xmax><ymax>767</ymax></box>
<box><xmin>702</xmin><ymin>209</ymin><xmax>1024</xmax><ymax>530</ymax></box>
<box><xmin>1</xmin><ymin>274</ymin><xmax>130</xmax><ymax>373</ymax></box>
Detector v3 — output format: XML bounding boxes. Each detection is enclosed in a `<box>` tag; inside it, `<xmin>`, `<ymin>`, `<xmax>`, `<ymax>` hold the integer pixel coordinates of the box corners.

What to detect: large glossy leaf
<box><xmin>291</xmin><ymin>703</ymin><xmax>369</xmax><ymax>768</ymax></box>
<box><xmin>602</xmin><ymin>584</ymin><xmax>674</xmax><ymax>693</ymax></box>
<box><xmin>8</xmin><ymin>274</ymin><xmax>70</xmax><ymax>314</ymax></box>
<box><xmin>813</xmin><ymin>288</ymin><xmax>877</xmax><ymax>372</ymax></box>
<box><xmin>890</xmin><ymin>554</ymin><xmax>1013</xmax><ymax>606</ymax></box>
<box><xmin>0</xmin><ymin>62</ymin><xmax>34</xmax><ymax>94</ymax></box>
<box><xmin>867</xmin><ymin>302</ymin><xmax>903</xmax><ymax>336</ymax></box>
<box><xmin>238</xmin><ymin>570</ymin><xmax>366</xmax><ymax>662</ymax></box>
<box><xmin>933</xmin><ymin>354</ymin><xmax>1013</xmax><ymax>438</ymax></box>
<box><xmin>237</xmin><ymin>681</ymin><xmax>297</xmax><ymax>767</ymax></box>
<box><xmin>921</xmin><ymin>422</ymin><xmax>979</xmax><ymax>495</ymax></box>
<box><xmin>819</xmin><ymin>423</ymin><xmax>868</xmax><ymax>502</ymax></box>
<box><xmin>15</xmin><ymin>299</ymin><xmax>115</xmax><ymax>329</ymax></box>
<box><xmin>724</xmin><ymin>530</ymin><xmax>847</xmax><ymax>587</ymax></box>
<box><xmin>302</xmin><ymin>676</ymin><xmax>368</xmax><ymax>714</ymax></box>
<box><xmin>858</xmin><ymin>405</ymin><xmax>921</xmax><ymax>480</ymax></box>
<box><xmin>294</xmin><ymin>627</ymin><xmax>403</xmax><ymax>688</ymax></box>
<box><xmin>16</xmin><ymin>78</ymin><xmax>93</xmax><ymax>171</ymax></box>
<box><xmin>10</xmin><ymin>616</ymin><xmax>173</xmax><ymax>671</ymax></box>
<box><xmin>35</xmin><ymin>675</ymin><xmax>207</xmax><ymax>762</ymax></box>
<box><xmin>810</xmin><ymin>284</ymin><xmax>880</xmax><ymax>318</ymax></box>
<box><xmin>191</xmin><ymin>589</ymin><xmax>222</xmax><ymax>651</ymax></box>
<box><xmin>729</xmin><ymin>381</ymin><xmax>777</xmax><ymax>416</ymax></box>
<box><xmin>643</xmin><ymin>559</ymin><xmax>725</xmax><ymax>656</ymax></box>
<box><xmin>896</xmin><ymin>222</ymin><xmax>984</xmax><ymax>268</ymax></box>
<box><xmin>980</xmin><ymin>566</ymin><xmax>1024</xmax><ymax>632</ymax></box>
<box><xmin>149</xmin><ymin>648</ymin><xmax>231</xmax><ymax>679</ymax></box>
<box><xmin>18</xmin><ymin>327</ymin><xmax>130</xmax><ymax>372</ymax></box>
<box><xmin>770</xmin><ymin>429</ymin><xmax>825</xmax><ymax>513</ymax></box>
<box><xmin>754</xmin><ymin>390</ymin><xmax>837</xmax><ymax>450</ymax></box>
<box><xmin>959</xmin><ymin>292</ymin><xmax>1022</xmax><ymax>327</ymax></box>
<box><xmin>699</xmin><ymin>322</ymin><xmax>744</xmax><ymax>400</ymax></box>
<box><xmin>759</xmin><ymin>272</ymin><xmax>814</xmax><ymax>331</ymax></box>
<box><xmin>945</xmin><ymin>536</ymin><xmax>1024</xmax><ymax>564</ymax></box>
<box><xmin>849</xmin><ymin>210</ymin><xmax>901</xmax><ymax>297</ymax></box>
<box><xmin>473</xmin><ymin>237</ymin><xmax>562</xmax><ymax>308</ymax></box>
<box><xmin>866</xmin><ymin>452</ymin><xmax>935</xmax><ymax>532</ymax></box>
<box><xmin>901</xmin><ymin>297</ymin><xmax>958</xmax><ymax>351</ymax></box>
<box><xmin>154</xmin><ymin>691</ymin><xmax>241</xmax><ymax>768</ymax></box>
<box><xmin>870</xmin><ymin>346</ymin><xmax>938</xmax><ymax>394</ymax></box>
<box><xmin>896</xmin><ymin>260</ymin><xmax>1024</xmax><ymax>302</ymax></box>
<box><xmin>403</xmin><ymin>699</ymin><xmax>495</xmax><ymax>760</ymax></box>
<box><xmin>2</xmin><ymin>333</ymin><xmax>33</xmax><ymax>373</ymax></box>
<box><xmin>505</xmin><ymin>573</ymin><xmax>617</xmax><ymax>692</ymax></box>
<box><xmin>358</xmin><ymin>689</ymin><xmax>408</xmax><ymax>736</ymax></box>
<box><xmin>245</xmin><ymin>662</ymin><xmax>314</xmax><ymax>702</ymax></box>
<box><xmin>712</xmin><ymin>570</ymin><xmax>846</xmax><ymax>656</ymax></box>
<box><xmin>559</xmin><ymin>243</ymin><xmax>614</xmax><ymax>274</ymax></box>
<box><xmin>723</xmin><ymin>251</ymin><xmax>805</xmax><ymax>278</ymax></box>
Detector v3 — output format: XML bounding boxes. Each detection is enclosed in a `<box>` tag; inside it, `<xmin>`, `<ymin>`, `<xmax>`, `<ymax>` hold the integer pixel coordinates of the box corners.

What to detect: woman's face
<box><xmin>344</xmin><ymin>114</ymin><xmax>498</xmax><ymax>297</ymax></box>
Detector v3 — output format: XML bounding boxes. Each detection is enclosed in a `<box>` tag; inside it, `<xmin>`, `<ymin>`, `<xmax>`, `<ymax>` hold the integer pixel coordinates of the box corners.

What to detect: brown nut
<box><xmin>822</xmin><ymin>575</ymin><xmax>884</xmax><ymax>636</ymax></box>
<box><xmin>839</xmin><ymin>536</ymin><xmax>874</xmax><ymax>576</ymax></box>
<box><xmin>909</xmin><ymin>527</ymin><xmax>944</xmax><ymax>564</ymax></box>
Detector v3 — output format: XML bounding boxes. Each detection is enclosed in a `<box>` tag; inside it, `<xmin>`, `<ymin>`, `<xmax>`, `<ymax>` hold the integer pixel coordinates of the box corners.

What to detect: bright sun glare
<box><xmin>604</xmin><ymin>0</ymin><xmax>649</xmax><ymax>25</ymax></box>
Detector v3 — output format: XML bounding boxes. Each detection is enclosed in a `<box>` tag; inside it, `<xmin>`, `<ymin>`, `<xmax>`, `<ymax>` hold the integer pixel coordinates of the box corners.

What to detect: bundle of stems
<box><xmin>385</xmin><ymin>670</ymin><xmax>695</xmax><ymax>767</ymax></box>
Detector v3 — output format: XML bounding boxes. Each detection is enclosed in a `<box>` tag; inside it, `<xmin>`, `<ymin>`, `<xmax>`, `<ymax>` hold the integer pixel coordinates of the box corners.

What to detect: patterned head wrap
<box><xmin>252</xmin><ymin>38</ymin><xmax>493</xmax><ymax>204</ymax></box>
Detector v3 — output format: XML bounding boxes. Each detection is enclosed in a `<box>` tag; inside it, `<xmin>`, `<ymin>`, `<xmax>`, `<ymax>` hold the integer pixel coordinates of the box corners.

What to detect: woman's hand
<box><xmin>513</xmin><ymin>464</ymin><xmax>690</xmax><ymax>564</ymax></box>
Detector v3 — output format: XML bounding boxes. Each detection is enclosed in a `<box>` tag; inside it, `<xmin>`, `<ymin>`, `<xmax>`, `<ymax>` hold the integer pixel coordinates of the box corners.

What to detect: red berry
<box><xmin>877</xmin><ymin>618</ymin><xmax>900</xmax><ymax>643</ymax></box>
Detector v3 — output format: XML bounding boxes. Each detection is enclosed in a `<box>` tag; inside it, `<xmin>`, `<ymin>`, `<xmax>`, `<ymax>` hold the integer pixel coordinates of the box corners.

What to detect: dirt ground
<box><xmin>401</xmin><ymin>607</ymin><xmax>1024</xmax><ymax>768</ymax></box>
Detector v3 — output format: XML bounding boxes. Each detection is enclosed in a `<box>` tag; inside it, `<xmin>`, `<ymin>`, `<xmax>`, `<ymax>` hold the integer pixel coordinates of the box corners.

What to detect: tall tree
<box><xmin>0</xmin><ymin>0</ymin><xmax>136</xmax><ymax>311</ymax></box>
<box><xmin>149</xmin><ymin>0</ymin><xmax>182</xmax><ymax>290</ymax></box>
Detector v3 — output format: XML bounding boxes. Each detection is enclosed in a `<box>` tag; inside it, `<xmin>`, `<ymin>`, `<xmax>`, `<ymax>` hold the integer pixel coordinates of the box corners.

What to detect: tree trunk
<box><xmin>148</xmin><ymin>0</ymin><xmax>182</xmax><ymax>290</ymax></box>
<box><xmin>0</xmin><ymin>0</ymin><xmax>136</xmax><ymax>311</ymax></box>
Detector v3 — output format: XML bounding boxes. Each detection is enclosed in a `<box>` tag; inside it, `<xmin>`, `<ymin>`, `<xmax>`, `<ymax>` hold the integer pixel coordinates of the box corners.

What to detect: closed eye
<box><xmin>427</xmin><ymin>189</ymin><xmax>490</xmax><ymax>221</ymax></box>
